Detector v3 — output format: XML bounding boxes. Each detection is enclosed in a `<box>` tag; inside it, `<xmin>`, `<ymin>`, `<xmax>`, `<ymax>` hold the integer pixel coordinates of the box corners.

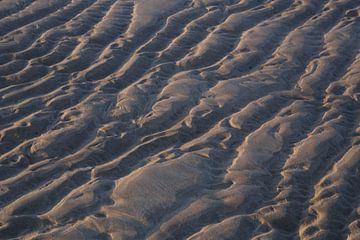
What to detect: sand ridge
<box><xmin>0</xmin><ymin>0</ymin><xmax>360</xmax><ymax>239</ymax></box>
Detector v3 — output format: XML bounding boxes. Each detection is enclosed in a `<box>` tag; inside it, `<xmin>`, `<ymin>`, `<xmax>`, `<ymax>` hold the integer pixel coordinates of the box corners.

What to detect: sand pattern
<box><xmin>0</xmin><ymin>0</ymin><xmax>360</xmax><ymax>239</ymax></box>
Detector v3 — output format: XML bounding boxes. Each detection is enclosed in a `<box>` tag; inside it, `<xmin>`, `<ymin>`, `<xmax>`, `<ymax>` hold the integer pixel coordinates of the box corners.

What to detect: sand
<box><xmin>0</xmin><ymin>0</ymin><xmax>360</xmax><ymax>239</ymax></box>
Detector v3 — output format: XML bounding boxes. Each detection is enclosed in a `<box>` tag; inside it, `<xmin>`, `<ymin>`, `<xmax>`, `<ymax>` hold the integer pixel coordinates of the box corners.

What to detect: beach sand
<box><xmin>0</xmin><ymin>0</ymin><xmax>360</xmax><ymax>239</ymax></box>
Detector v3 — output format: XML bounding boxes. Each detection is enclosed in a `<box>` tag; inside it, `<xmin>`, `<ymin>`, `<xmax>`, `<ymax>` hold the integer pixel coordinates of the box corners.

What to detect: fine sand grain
<box><xmin>1</xmin><ymin>0</ymin><xmax>360</xmax><ymax>239</ymax></box>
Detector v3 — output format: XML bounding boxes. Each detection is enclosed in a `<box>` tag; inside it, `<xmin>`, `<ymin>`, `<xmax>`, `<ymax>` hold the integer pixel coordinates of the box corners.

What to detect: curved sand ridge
<box><xmin>0</xmin><ymin>0</ymin><xmax>360</xmax><ymax>239</ymax></box>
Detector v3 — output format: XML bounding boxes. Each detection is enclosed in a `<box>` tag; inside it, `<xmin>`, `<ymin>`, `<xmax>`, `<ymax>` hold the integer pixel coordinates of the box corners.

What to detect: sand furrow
<box><xmin>0</xmin><ymin>0</ymin><xmax>137</xmax><ymax>148</ymax></box>
<box><xmin>133</xmin><ymin>6</ymin><xmax>336</xmax><ymax>145</ymax></box>
<box><xmin>0</xmin><ymin>0</ymin><xmax>71</xmax><ymax>39</ymax></box>
<box><xmin>1</xmin><ymin>0</ymin><xmax>360</xmax><ymax>239</ymax></box>
<box><xmin>145</xmin><ymin>94</ymin><xmax>295</xmax><ymax>239</ymax></box>
<box><xmin>297</xmin><ymin>48</ymin><xmax>360</xmax><ymax>240</ymax></box>
<box><xmin>2</xmin><ymin>0</ymin><xmax>98</xmax><ymax>56</ymax></box>
<box><xmin>113</xmin><ymin>0</ymin><xmax>309</xmax><ymax>125</ymax></box>
<box><xmin>0</xmin><ymin>0</ymin><xmax>34</xmax><ymax>20</ymax></box>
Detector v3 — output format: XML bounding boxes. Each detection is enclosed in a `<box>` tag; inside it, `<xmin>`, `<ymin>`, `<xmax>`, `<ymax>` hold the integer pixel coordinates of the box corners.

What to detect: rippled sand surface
<box><xmin>1</xmin><ymin>0</ymin><xmax>360</xmax><ymax>239</ymax></box>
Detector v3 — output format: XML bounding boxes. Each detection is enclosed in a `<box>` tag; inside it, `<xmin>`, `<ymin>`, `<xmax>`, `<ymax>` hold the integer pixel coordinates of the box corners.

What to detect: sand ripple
<box><xmin>1</xmin><ymin>0</ymin><xmax>360</xmax><ymax>239</ymax></box>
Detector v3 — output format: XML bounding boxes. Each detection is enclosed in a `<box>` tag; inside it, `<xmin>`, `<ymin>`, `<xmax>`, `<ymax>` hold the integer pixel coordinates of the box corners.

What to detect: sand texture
<box><xmin>1</xmin><ymin>0</ymin><xmax>360</xmax><ymax>239</ymax></box>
